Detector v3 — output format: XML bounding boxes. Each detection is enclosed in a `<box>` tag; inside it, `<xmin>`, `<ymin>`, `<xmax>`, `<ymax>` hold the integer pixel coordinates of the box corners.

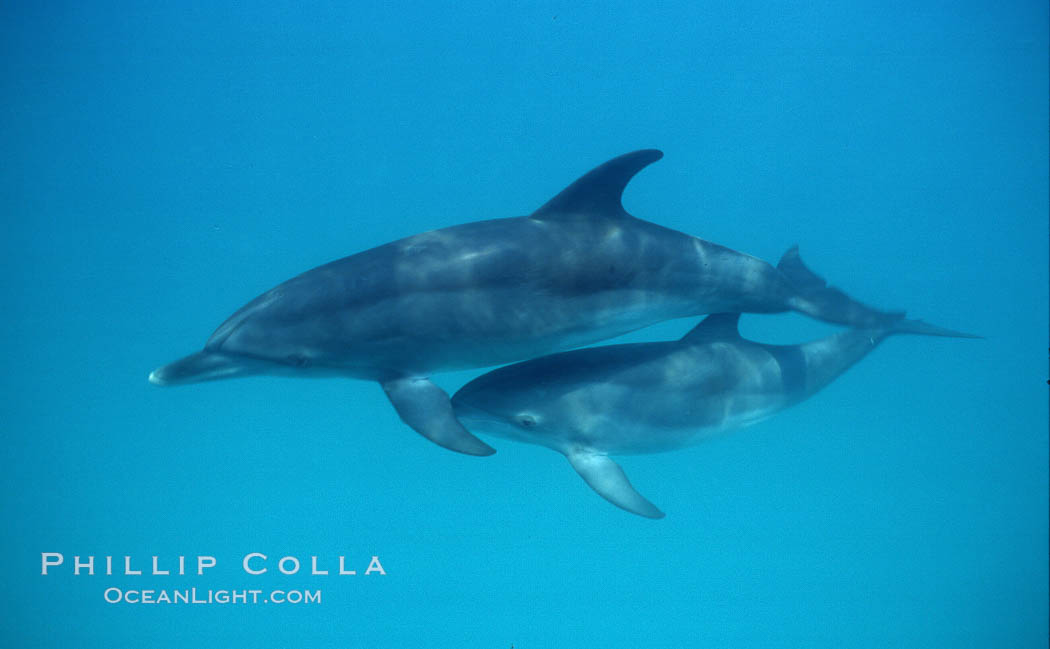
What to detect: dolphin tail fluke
<box><xmin>566</xmin><ymin>451</ymin><xmax>664</xmax><ymax>519</ymax></box>
<box><xmin>889</xmin><ymin>319</ymin><xmax>983</xmax><ymax>339</ymax></box>
<box><xmin>382</xmin><ymin>378</ymin><xmax>496</xmax><ymax>456</ymax></box>
<box><xmin>778</xmin><ymin>245</ymin><xmax>905</xmax><ymax>327</ymax></box>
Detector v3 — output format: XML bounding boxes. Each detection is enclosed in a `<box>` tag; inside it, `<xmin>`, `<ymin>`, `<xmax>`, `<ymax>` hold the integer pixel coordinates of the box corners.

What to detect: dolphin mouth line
<box><xmin>451</xmin><ymin>400</ymin><xmax>506</xmax><ymax>428</ymax></box>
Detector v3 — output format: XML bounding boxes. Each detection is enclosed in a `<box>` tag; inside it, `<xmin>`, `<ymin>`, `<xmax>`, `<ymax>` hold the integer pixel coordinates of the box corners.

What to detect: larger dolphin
<box><xmin>150</xmin><ymin>150</ymin><xmax>900</xmax><ymax>456</ymax></box>
<box><xmin>452</xmin><ymin>314</ymin><xmax>978</xmax><ymax>517</ymax></box>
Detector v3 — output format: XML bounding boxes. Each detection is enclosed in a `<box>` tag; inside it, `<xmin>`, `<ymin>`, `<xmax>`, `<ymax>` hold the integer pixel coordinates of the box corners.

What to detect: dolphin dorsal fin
<box><xmin>530</xmin><ymin>149</ymin><xmax>663</xmax><ymax>220</ymax></box>
<box><xmin>681</xmin><ymin>313</ymin><xmax>742</xmax><ymax>344</ymax></box>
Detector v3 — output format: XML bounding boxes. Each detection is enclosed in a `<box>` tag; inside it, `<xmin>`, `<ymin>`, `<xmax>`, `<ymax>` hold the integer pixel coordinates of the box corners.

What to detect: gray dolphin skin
<box><xmin>150</xmin><ymin>149</ymin><xmax>901</xmax><ymax>456</ymax></box>
<box><xmin>452</xmin><ymin>314</ymin><xmax>978</xmax><ymax>518</ymax></box>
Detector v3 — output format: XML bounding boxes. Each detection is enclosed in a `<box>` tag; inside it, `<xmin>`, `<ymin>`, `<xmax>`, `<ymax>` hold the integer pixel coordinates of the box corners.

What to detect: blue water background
<box><xmin>2</xmin><ymin>2</ymin><xmax>1047</xmax><ymax>647</ymax></box>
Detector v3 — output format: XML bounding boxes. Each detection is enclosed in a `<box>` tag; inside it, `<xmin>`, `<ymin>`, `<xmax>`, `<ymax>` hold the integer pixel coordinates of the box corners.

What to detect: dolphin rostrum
<box><xmin>452</xmin><ymin>313</ymin><xmax>978</xmax><ymax>517</ymax></box>
<box><xmin>150</xmin><ymin>150</ymin><xmax>902</xmax><ymax>456</ymax></box>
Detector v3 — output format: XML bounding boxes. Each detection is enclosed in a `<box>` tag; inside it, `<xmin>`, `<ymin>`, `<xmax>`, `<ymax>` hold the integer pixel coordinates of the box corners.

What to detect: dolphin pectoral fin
<box><xmin>565</xmin><ymin>451</ymin><xmax>664</xmax><ymax>519</ymax></box>
<box><xmin>381</xmin><ymin>378</ymin><xmax>496</xmax><ymax>457</ymax></box>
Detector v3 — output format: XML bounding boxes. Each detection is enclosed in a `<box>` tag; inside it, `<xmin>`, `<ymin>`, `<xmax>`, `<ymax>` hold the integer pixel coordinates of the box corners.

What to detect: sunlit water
<box><xmin>2</xmin><ymin>3</ymin><xmax>1047</xmax><ymax>647</ymax></box>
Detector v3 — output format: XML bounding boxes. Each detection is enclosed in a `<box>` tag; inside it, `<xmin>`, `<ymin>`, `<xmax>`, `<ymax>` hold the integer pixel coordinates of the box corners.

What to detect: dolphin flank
<box><xmin>451</xmin><ymin>314</ymin><xmax>979</xmax><ymax>517</ymax></box>
<box><xmin>151</xmin><ymin>150</ymin><xmax>902</xmax><ymax>456</ymax></box>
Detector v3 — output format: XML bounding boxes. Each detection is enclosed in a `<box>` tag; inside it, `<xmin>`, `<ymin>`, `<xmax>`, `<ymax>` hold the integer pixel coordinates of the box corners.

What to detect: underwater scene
<box><xmin>2</xmin><ymin>2</ymin><xmax>1047</xmax><ymax>647</ymax></box>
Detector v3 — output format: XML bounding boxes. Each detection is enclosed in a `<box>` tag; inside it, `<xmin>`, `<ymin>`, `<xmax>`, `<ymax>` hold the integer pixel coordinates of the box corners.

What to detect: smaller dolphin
<box><xmin>451</xmin><ymin>313</ymin><xmax>978</xmax><ymax>518</ymax></box>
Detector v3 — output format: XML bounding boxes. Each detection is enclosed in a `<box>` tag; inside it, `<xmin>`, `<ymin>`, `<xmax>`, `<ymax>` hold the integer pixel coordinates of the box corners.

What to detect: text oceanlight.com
<box><xmin>103</xmin><ymin>587</ymin><xmax>322</xmax><ymax>605</ymax></box>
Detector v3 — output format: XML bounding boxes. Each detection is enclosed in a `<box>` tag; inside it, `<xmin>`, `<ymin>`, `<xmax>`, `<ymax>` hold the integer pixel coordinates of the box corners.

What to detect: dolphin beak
<box><xmin>450</xmin><ymin>395</ymin><xmax>483</xmax><ymax>422</ymax></box>
<box><xmin>149</xmin><ymin>350</ymin><xmax>263</xmax><ymax>386</ymax></box>
<box><xmin>450</xmin><ymin>398</ymin><xmax>504</xmax><ymax>434</ymax></box>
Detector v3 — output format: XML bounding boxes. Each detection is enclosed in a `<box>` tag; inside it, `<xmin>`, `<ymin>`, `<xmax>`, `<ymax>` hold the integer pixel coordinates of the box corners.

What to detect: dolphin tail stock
<box><xmin>778</xmin><ymin>245</ymin><xmax>905</xmax><ymax>328</ymax></box>
<box><xmin>565</xmin><ymin>450</ymin><xmax>665</xmax><ymax>519</ymax></box>
<box><xmin>381</xmin><ymin>377</ymin><xmax>496</xmax><ymax>457</ymax></box>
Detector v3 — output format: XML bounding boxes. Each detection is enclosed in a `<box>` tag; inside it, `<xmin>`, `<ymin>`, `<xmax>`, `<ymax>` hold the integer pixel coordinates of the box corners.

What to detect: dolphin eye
<box><xmin>517</xmin><ymin>415</ymin><xmax>537</xmax><ymax>428</ymax></box>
